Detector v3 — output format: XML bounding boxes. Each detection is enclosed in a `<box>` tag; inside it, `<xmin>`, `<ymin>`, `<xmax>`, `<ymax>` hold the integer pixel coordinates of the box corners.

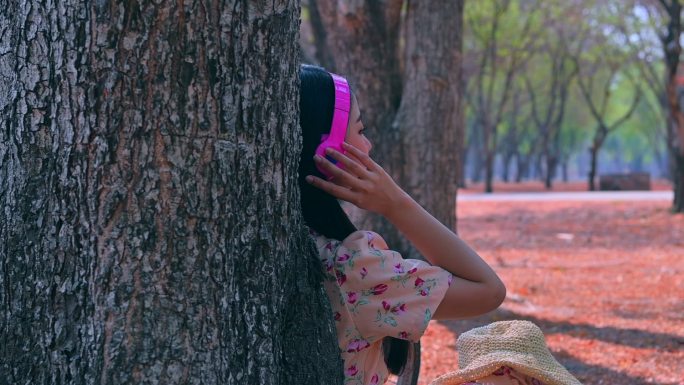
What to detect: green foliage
<box><xmin>464</xmin><ymin>0</ymin><xmax>669</xmax><ymax>179</ymax></box>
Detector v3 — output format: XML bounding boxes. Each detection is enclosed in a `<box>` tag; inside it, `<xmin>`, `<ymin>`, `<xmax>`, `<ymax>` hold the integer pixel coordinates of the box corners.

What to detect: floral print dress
<box><xmin>313</xmin><ymin>230</ymin><xmax>453</xmax><ymax>385</ymax></box>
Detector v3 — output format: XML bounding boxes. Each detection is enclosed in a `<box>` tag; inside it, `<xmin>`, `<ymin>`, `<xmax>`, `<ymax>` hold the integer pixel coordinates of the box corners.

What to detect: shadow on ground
<box><xmin>436</xmin><ymin>307</ymin><xmax>683</xmax><ymax>385</ymax></box>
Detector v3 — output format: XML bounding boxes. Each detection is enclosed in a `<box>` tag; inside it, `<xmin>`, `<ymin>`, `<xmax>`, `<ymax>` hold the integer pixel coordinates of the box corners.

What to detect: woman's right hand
<box><xmin>306</xmin><ymin>142</ymin><xmax>410</xmax><ymax>218</ymax></box>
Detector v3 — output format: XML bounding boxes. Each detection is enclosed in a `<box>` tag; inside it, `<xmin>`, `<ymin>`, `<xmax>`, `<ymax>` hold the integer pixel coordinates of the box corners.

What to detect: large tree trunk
<box><xmin>385</xmin><ymin>0</ymin><xmax>464</xmax><ymax>254</ymax></box>
<box><xmin>311</xmin><ymin>0</ymin><xmax>464</xmax><ymax>259</ymax></box>
<box><xmin>0</xmin><ymin>2</ymin><xmax>341</xmax><ymax>384</ymax></box>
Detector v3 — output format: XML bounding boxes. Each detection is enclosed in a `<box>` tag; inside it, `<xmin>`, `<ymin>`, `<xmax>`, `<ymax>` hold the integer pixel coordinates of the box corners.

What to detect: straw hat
<box><xmin>430</xmin><ymin>320</ymin><xmax>582</xmax><ymax>385</ymax></box>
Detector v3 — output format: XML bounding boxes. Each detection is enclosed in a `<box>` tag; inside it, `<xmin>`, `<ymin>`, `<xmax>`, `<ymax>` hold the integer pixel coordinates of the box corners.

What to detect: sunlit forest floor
<box><xmin>418</xmin><ymin>192</ymin><xmax>684</xmax><ymax>385</ymax></box>
<box><xmin>460</xmin><ymin>179</ymin><xmax>673</xmax><ymax>194</ymax></box>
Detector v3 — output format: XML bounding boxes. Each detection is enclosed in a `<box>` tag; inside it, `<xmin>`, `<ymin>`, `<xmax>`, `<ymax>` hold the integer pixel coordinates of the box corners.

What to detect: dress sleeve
<box><xmin>334</xmin><ymin>230</ymin><xmax>453</xmax><ymax>343</ymax></box>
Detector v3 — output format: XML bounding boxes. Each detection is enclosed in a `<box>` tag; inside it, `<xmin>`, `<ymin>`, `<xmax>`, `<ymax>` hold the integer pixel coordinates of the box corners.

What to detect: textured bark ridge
<box><xmin>310</xmin><ymin>0</ymin><xmax>464</xmax><ymax>259</ymax></box>
<box><xmin>0</xmin><ymin>1</ymin><xmax>341</xmax><ymax>384</ymax></box>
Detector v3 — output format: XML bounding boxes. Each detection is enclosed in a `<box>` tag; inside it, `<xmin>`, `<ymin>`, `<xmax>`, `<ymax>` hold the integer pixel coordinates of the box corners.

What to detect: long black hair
<box><xmin>298</xmin><ymin>64</ymin><xmax>409</xmax><ymax>376</ymax></box>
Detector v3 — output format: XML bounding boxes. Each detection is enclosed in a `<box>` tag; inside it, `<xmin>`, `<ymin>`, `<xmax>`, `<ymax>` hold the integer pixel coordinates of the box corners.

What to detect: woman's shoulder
<box><xmin>311</xmin><ymin>229</ymin><xmax>389</xmax><ymax>251</ymax></box>
<box><xmin>343</xmin><ymin>230</ymin><xmax>389</xmax><ymax>250</ymax></box>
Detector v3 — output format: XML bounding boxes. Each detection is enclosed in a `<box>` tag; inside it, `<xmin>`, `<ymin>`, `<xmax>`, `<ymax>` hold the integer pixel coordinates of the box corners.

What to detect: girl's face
<box><xmin>345</xmin><ymin>94</ymin><xmax>372</xmax><ymax>155</ymax></box>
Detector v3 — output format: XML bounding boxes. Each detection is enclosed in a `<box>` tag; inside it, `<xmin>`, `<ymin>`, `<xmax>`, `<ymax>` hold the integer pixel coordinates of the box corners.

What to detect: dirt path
<box><xmin>418</xmin><ymin>200</ymin><xmax>684</xmax><ymax>385</ymax></box>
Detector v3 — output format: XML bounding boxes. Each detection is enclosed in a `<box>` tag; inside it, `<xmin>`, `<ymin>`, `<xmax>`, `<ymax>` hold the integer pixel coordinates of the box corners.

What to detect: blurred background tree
<box><xmin>301</xmin><ymin>0</ymin><xmax>684</xmax><ymax>213</ymax></box>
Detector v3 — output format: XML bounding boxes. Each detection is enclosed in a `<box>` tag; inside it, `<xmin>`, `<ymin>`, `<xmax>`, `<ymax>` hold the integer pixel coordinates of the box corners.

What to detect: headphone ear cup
<box><xmin>315</xmin><ymin>141</ymin><xmax>333</xmax><ymax>178</ymax></box>
<box><xmin>315</xmin><ymin>141</ymin><xmax>345</xmax><ymax>179</ymax></box>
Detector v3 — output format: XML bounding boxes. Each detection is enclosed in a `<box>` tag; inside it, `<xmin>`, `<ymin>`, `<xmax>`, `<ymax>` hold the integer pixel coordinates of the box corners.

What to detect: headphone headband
<box><xmin>314</xmin><ymin>72</ymin><xmax>351</xmax><ymax>179</ymax></box>
<box><xmin>328</xmin><ymin>73</ymin><xmax>351</xmax><ymax>143</ymax></box>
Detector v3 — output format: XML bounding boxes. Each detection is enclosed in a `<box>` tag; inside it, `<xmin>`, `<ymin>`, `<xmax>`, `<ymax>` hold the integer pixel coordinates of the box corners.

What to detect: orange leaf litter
<box><xmin>418</xmin><ymin>190</ymin><xmax>684</xmax><ymax>385</ymax></box>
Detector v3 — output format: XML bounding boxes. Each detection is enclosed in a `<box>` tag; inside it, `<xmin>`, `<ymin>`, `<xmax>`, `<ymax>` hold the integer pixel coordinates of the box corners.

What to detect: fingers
<box><xmin>305</xmin><ymin>175</ymin><xmax>357</xmax><ymax>203</ymax></box>
<box><xmin>341</xmin><ymin>142</ymin><xmax>380</xmax><ymax>171</ymax></box>
<box><xmin>322</xmin><ymin>147</ymin><xmax>370</xmax><ymax>178</ymax></box>
<box><xmin>313</xmin><ymin>154</ymin><xmax>361</xmax><ymax>187</ymax></box>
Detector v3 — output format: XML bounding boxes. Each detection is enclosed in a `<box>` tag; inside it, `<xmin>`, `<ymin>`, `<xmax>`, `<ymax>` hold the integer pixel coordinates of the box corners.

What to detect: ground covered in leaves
<box><xmin>418</xmin><ymin>184</ymin><xmax>684</xmax><ymax>385</ymax></box>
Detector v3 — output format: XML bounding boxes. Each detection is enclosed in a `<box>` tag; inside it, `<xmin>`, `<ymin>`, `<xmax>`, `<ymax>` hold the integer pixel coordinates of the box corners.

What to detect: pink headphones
<box><xmin>315</xmin><ymin>72</ymin><xmax>350</xmax><ymax>179</ymax></box>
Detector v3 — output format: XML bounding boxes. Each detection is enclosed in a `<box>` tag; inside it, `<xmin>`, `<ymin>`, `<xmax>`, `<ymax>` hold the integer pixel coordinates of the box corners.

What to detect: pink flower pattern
<box><xmin>391</xmin><ymin>303</ymin><xmax>407</xmax><ymax>314</ymax></box>
<box><xmin>370</xmin><ymin>283</ymin><xmax>388</xmax><ymax>295</ymax></box>
<box><xmin>336</xmin><ymin>270</ymin><xmax>347</xmax><ymax>286</ymax></box>
<box><xmin>312</xmin><ymin>230</ymin><xmax>452</xmax><ymax>385</ymax></box>
<box><xmin>346</xmin><ymin>338</ymin><xmax>371</xmax><ymax>353</ymax></box>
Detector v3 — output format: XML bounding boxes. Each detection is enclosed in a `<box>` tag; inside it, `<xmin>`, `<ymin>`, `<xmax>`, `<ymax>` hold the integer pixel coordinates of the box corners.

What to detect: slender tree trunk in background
<box><xmin>484</xmin><ymin>135</ymin><xmax>495</xmax><ymax>193</ymax></box>
<box><xmin>501</xmin><ymin>153</ymin><xmax>511</xmax><ymax>182</ymax></box>
<box><xmin>588</xmin><ymin>141</ymin><xmax>602</xmax><ymax>191</ymax></box>
<box><xmin>660</xmin><ymin>0</ymin><xmax>684</xmax><ymax>212</ymax></box>
<box><xmin>574</xmin><ymin>53</ymin><xmax>641</xmax><ymax>192</ymax></box>
<box><xmin>515</xmin><ymin>155</ymin><xmax>527</xmax><ymax>183</ymax></box>
<box><xmin>0</xmin><ymin>2</ymin><xmax>342</xmax><ymax>384</ymax></box>
<box><xmin>311</xmin><ymin>0</ymin><xmax>464</xmax><ymax>258</ymax></box>
<box><xmin>544</xmin><ymin>154</ymin><xmax>557</xmax><ymax>189</ymax></box>
<box><xmin>501</xmin><ymin>91</ymin><xmax>522</xmax><ymax>183</ymax></box>
<box><xmin>469</xmin><ymin>120</ymin><xmax>485</xmax><ymax>183</ymax></box>
<box><xmin>525</xmin><ymin>34</ymin><xmax>576</xmax><ymax>191</ymax></box>
<box><xmin>588</xmin><ymin>136</ymin><xmax>605</xmax><ymax>191</ymax></box>
<box><xmin>536</xmin><ymin>153</ymin><xmax>545</xmax><ymax>182</ymax></box>
<box><xmin>500</xmin><ymin>138</ymin><xmax>513</xmax><ymax>184</ymax></box>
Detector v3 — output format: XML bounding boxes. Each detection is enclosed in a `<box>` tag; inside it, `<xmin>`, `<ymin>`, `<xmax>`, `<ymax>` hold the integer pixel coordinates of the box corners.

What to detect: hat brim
<box><xmin>429</xmin><ymin>352</ymin><xmax>582</xmax><ymax>385</ymax></box>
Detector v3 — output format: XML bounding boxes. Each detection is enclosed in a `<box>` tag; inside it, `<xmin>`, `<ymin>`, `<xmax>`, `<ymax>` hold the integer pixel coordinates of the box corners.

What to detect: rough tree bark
<box><xmin>309</xmin><ymin>0</ymin><xmax>464</xmax><ymax>261</ymax></box>
<box><xmin>0</xmin><ymin>1</ymin><xmax>341</xmax><ymax>384</ymax></box>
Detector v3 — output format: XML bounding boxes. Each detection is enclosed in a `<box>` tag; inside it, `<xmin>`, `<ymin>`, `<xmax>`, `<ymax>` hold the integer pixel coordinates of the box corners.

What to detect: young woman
<box><xmin>298</xmin><ymin>64</ymin><xmax>506</xmax><ymax>385</ymax></box>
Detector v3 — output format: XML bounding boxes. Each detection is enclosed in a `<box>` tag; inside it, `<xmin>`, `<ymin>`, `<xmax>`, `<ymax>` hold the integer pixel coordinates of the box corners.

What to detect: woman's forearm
<box><xmin>384</xmin><ymin>192</ymin><xmax>500</xmax><ymax>285</ymax></box>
